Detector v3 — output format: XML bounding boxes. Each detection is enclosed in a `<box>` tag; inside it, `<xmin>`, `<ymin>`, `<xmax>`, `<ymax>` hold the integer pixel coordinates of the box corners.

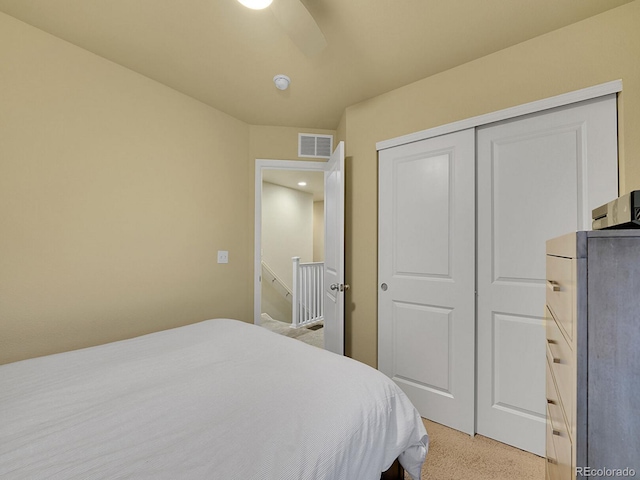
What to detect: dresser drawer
<box><xmin>546</xmin><ymin>356</ymin><xmax>561</xmax><ymax>420</ymax></box>
<box><xmin>546</xmin><ymin>359</ymin><xmax>561</xmax><ymax>480</ymax></box>
<box><xmin>546</xmin><ymin>255</ymin><xmax>575</xmax><ymax>345</ymax></box>
<box><xmin>547</xmin><ymin>354</ymin><xmax>573</xmax><ymax>480</ymax></box>
<box><xmin>546</xmin><ymin>308</ymin><xmax>574</xmax><ymax>432</ymax></box>
<box><xmin>547</xmin><ymin>402</ymin><xmax>573</xmax><ymax>480</ymax></box>
<box><xmin>546</xmin><ymin>408</ymin><xmax>559</xmax><ymax>480</ymax></box>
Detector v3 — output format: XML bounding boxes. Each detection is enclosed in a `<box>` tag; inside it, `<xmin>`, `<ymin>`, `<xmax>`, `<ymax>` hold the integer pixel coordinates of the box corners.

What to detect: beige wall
<box><xmin>336</xmin><ymin>111</ymin><xmax>347</xmax><ymax>145</ymax></box>
<box><xmin>0</xmin><ymin>13</ymin><xmax>253</xmax><ymax>364</ymax></box>
<box><xmin>249</xmin><ymin>125</ymin><xmax>336</xmax><ymax>161</ymax></box>
<box><xmin>0</xmin><ymin>12</ymin><xmax>338</xmax><ymax>364</ymax></box>
<box><xmin>261</xmin><ymin>279</ymin><xmax>292</xmax><ymax>324</ymax></box>
<box><xmin>313</xmin><ymin>201</ymin><xmax>325</xmax><ymax>262</ymax></box>
<box><xmin>261</xmin><ymin>182</ymin><xmax>314</xmax><ymax>288</ymax></box>
<box><xmin>343</xmin><ymin>1</ymin><xmax>640</xmax><ymax>367</ymax></box>
<box><xmin>261</xmin><ymin>182</ymin><xmax>314</xmax><ymax>323</ymax></box>
<box><xmin>4</xmin><ymin>3</ymin><xmax>639</xmax><ymax>368</ymax></box>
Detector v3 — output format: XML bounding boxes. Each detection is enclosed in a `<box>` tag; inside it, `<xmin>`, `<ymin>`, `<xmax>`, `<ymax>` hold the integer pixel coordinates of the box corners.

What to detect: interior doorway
<box><xmin>254</xmin><ymin>160</ymin><xmax>326</xmax><ymax>347</ymax></box>
<box><xmin>255</xmin><ymin>143</ymin><xmax>346</xmax><ymax>354</ymax></box>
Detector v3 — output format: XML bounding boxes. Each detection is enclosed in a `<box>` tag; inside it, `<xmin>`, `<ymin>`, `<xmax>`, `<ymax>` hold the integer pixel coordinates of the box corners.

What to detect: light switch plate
<box><xmin>217</xmin><ymin>250</ymin><xmax>229</xmax><ymax>264</ymax></box>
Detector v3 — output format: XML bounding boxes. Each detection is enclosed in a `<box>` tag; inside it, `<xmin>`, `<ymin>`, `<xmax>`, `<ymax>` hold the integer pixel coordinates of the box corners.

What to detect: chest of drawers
<box><xmin>545</xmin><ymin>231</ymin><xmax>640</xmax><ymax>480</ymax></box>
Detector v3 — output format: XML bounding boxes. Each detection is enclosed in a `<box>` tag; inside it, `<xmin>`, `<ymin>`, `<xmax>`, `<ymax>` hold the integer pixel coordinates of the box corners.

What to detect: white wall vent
<box><xmin>298</xmin><ymin>133</ymin><xmax>333</xmax><ymax>159</ymax></box>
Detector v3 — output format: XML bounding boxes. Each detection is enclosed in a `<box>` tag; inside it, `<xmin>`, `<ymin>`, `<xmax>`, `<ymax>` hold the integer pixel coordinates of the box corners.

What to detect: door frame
<box><xmin>376</xmin><ymin>80</ymin><xmax>622</xmax><ymax>151</ymax></box>
<box><xmin>254</xmin><ymin>159</ymin><xmax>327</xmax><ymax>325</ymax></box>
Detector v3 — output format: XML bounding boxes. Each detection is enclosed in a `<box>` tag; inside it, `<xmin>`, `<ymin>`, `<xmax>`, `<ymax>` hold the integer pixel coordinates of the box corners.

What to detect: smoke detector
<box><xmin>273</xmin><ymin>74</ymin><xmax>291</xmax><ymax>90</ymax></box>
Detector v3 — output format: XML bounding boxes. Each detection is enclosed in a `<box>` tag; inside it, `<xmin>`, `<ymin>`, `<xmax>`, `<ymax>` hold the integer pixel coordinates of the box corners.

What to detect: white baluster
<box><xmin>292</xmin><ymin>257</ymin><xmax>300</xmax><ymax>328</ymax></box>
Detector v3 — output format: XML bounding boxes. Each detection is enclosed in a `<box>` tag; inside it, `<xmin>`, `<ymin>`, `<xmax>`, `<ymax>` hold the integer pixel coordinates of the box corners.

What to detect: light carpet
<box><xmin>411</xmin><ymin>418</ymin><xmax>545</xmax><ymax>480</ymax></box>
<box><xmin>259</xmin><ymin>313</ymin><xmax>324</xmax><ymax>348</ymax></box>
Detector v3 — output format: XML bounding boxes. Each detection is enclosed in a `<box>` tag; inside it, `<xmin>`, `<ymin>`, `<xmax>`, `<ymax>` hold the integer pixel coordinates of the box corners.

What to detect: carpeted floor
<box><xmin>259</xmin><ymin>313</ymin><xmax>324</xmax><ymax>348</ymax></box>
<box><xmin>412</xmin><ymin>418</ymin><xmax>545</xmax><ymax>480</ymax></box>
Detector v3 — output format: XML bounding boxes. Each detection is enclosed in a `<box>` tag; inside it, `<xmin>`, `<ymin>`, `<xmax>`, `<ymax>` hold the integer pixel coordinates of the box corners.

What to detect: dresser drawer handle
<box><xmin>552</xmin><ymin>429</ymin><xmax>561</xmax><ymax>437</ymax></box>
<box><xmin>547</xmin><ymin>280</ymin><xmax>561</xmax><ymax>292</ymax></box>
<box><xmin>547</xmin><ymin>398</ymin><xmax>556</xmax><ymax>405</ymax></box>
<box><xmin>547</xmin><ymin>339</ymin><xmax>562</xmax><ymax>364</ymax></box>
<box><xmin>547</xmin><ymin>457</ymin><xmax>558</xmax><ymax>465</ymax></box>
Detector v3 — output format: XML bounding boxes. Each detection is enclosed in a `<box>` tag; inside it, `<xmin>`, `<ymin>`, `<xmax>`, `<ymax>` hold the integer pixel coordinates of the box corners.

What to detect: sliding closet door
<box><xmin>476</xmin><ymin>95</ymin><xmax>618</xmax><ymax>455</ymax></box>
<box><xmin>378</xmin><ymin>129</ymin><xmax>475</xmax><ymax>435</ymax></box>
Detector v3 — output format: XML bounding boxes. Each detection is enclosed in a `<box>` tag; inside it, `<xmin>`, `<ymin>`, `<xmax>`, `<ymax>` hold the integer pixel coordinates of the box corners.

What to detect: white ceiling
<box><xmin>0</xmin><ymin>0</ymin><xmax>632</xmax><ymax>129</ymax></box>
<box><xmin>263</xmin><ymin>169</ymin><xmax>324</xmax><ymax>201</ymax></box>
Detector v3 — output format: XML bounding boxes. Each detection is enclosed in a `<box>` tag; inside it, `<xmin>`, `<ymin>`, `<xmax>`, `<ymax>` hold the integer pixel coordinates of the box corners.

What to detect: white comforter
<box><xmin>0</xmin><ymin>319</ymin><xmax>428</xmax><ymax>479</ymax></box>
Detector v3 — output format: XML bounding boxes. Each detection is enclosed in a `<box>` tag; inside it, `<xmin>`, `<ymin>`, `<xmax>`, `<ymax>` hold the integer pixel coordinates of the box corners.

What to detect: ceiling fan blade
<box><xmin>270</xmin><ymin>0</ymin><xmax>327</xmax><ymax>57</ymax></box>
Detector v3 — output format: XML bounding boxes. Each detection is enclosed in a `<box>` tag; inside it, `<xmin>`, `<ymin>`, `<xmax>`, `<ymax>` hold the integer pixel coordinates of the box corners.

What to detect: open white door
<box><xmin>323</xmin><ymin>141</ymin><xmax>345</xmax><ymax>355</ymax></box>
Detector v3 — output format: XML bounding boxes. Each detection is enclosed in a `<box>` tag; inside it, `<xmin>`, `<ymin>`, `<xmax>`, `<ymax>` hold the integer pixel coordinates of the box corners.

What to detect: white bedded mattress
<box><xmin>0</xmin><ymin>319</ymin><xmax>428</xmax><ymax>479</ymax></box>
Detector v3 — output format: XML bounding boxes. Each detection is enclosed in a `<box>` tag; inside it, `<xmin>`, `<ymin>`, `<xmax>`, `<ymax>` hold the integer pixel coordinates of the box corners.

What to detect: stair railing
<box><xmin>292</xmin><ymin>257</ymin><xmax>324</xmax><ymax>328</ymax></box>
<box><xmin>261</xmin><ymin>260</ymin><xmax>292</xmax><ymax>302</ymax></box>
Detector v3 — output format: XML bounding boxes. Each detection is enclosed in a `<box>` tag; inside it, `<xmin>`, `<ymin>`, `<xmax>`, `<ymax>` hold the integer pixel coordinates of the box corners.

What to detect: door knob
<box><xmin>381</xmin><ymin>283</ymin><xmax>388</xmax><ymax>291</ymax></box>
<box><xmin>330</xmin><ymin>283</ymin><xmax>339</xmax><ymax>291</ymax></box>
<box><xmin>330</xmin><ymin>283</ymin><xmax>350</xmax><ymax>292</ymax></box>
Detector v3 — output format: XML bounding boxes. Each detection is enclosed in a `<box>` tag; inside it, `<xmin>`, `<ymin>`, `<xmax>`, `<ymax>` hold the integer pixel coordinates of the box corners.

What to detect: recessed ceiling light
<box><xmin>237</xmin><ymin>0</ymin><xmax>272</xmax><ymax>10</ymax></box>
<box><xmin>298</xmin><ymin>182</ymin><xmax>307</xmax><ymax>186</ymax></box>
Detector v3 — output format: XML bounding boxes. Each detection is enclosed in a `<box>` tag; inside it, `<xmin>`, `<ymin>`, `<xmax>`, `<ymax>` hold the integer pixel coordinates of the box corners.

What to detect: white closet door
<box><xmin>476</xmin><ymin>95</ymin><xmax>618</xmax><ymax>455</ymax></box>
<box><xmin>378</xmin><ymin>129</ymin><xmax>476</xmax><ymax>435</ymax></box>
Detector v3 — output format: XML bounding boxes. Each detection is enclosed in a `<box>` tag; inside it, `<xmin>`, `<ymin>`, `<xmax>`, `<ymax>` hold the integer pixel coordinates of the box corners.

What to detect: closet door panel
<box><xmin>393</xmin><ymin>152</ymin><xmax>450</xmax><ymax>276</ymax></box>
<box><xmin>492</xmin><ymin>313</ymin><xmax>545</xmax><ymax>414</ymax></box>
<box><xmin>379</xmin><ymin>128</ymin><xmax>475</xmax><ymax>435</ymax></box>
<box><xmin>491</xmin><ymin>128</ymin><xmax>578</xmax><ymax>281</ymax></box>
<box><xmin>476</xmin><ymin>95</ymin><xmax>618</xmax><ymax>456</ymax></box>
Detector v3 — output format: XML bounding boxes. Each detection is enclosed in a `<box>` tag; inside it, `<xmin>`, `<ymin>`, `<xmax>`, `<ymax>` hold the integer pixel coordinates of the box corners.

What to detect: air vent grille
<box><xmin>298</xmin><ymin>134</ymin><xmax>333</xmax><ymax>159</ymax></box>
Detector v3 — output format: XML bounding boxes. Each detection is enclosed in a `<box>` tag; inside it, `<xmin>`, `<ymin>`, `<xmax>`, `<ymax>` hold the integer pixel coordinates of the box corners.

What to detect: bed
<box><xmin>0</xmin><ymin>319</ymin><xmax>428</xmax><ymax>479</ymax></box>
